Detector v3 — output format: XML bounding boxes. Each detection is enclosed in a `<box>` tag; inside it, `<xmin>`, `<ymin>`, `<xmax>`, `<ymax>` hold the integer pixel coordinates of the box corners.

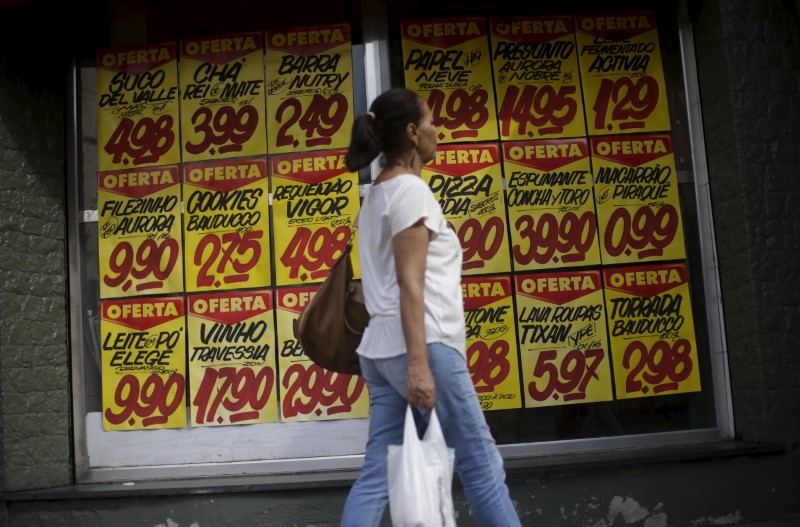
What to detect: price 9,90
<box><xmin>104</xmin><ymin>373</ymin><xmax>185</xmax><ymax>428</ymax></box>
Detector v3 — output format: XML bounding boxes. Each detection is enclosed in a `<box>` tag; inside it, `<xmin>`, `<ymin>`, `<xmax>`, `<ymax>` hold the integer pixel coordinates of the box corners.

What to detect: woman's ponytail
<box><xmin>345</xmin><ymin>113</ymin><xmax>382</xmax><ymax>172</ymax></box>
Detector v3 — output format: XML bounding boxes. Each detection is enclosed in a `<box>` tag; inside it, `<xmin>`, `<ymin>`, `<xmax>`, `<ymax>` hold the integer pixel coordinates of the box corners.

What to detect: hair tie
<box><xmin>367</xmin><ymin>111</ymin><xmax>376</xmax><ymax>120</ymax></box>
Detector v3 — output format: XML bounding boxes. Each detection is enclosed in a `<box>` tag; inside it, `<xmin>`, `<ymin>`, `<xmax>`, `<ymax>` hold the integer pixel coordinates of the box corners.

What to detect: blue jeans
<box><xmin>341</xmin><ymin>342</ymin><xmax>521</xmax><ymax>526</ymax></box>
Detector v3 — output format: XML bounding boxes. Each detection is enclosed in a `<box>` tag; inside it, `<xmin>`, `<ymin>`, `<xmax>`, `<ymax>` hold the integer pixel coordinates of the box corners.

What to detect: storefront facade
<box><xmin>1</xmin><ymin>0</ymin><xmax>799</xmax><ymax>525</ymax></box>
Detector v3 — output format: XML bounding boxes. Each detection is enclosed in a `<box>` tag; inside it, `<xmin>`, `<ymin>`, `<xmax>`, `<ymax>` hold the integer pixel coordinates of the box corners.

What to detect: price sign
<box><xmin>265</xmin><ymin>23</ymin><xmax>354</xmax><ymax>154</ymax></box>
<box><xmin>603</xmin><ymin>263</ymin><xmax>701</xmax><ymax>399</ymax></box>
<box><xmin>275</xmin><ymin>285</ymin><xmax>369</xmax><ymax>422</ymax></box>
<box><xmin>98</xmin><ymin>166</ymin><xmax>183</xmax><ymax>298</ymax></box>
<box><xmin>591</xmin><ymin>134</ymin><xmax>686</xmax><ymax>265</ymax></box>
<box><xmin>514</xmin><ymin>271</ymin><xmax>613</xmax><ymax>408</ymax></box>
<box><xmin>271</xmin><ymin>150</ymin><xmax>361</xmax><ymax>285</ymax></box>
<box><xmin>575</xmin><ymin>11</ymin><xmax>670</xmax><ymax>135</ymax></box>
<box><xmin>463</xmin><ymin>276</ymin><xmax>521</xmax><ymax>411</ymax></box>
<box><xmin>421</xmin><ymin>144</ymin><xmax>510</xmax><ymax>274</ymax></box>
<box><xmin>489</xmin><ymin>16</ymin><xmax>585</xmax><ymax>140</ymax></box>
<box><xmin>400</xmin><ymin>18</ymin><xmax>498</xmax><ymax>143</ymax></box>
<box><xmin>182</xmin><ymin>158</ymin><xmax>271</xmax><ymax>292</ymax></box>
<box><xmin>503</xmin><ymin>139</ymin><xmax>601</xmax><ymax>271</ymax></box>
<box><xmin>187</xmin><ymin>290</ymin><xmax>278</xmax><ymax>426</ymax></box>
<box><xmin>96</xmin><ymin>43</ymin><xmax>180</xmax><ymax>171</ymax></box>
<box><xmin>101</xmin><ymin>296</ymin><xmax>187</xmax><ymax>430</ymax></box>
<box><xmin>180</xmin><ymin>32</ymin><xmax>267</xmax><ymax>162</ymax></box>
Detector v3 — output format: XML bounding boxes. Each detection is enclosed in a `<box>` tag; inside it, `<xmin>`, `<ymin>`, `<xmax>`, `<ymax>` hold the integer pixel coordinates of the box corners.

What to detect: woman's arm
<box><xmin>393</xmin><ymin>219</ymin><xmax>435</xmax><ymax>410</ymax></box>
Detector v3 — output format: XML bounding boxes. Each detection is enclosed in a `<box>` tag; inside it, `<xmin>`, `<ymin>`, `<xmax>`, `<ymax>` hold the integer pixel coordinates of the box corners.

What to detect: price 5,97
<box><xmin>528</xmin><ymin>348</ymin><xmax>604</xmax><ymax>403</ymax></box>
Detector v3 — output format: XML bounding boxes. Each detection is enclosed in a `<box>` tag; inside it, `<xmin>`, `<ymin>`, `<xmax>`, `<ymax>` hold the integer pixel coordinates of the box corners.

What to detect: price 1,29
<box><xmin>622</xmin><ymin>339</ymin><xmax>693</xmax><ymax>396</ymax></box>
<box><xmin>527</xmin><ymin>348</ymin><xmax>605</xmax><ymax>403</ymax></box>
<box><xmin>192</xmin><ymin>366</ymin><xmax>275</xmax><ymax>425</ymax></box>
<box><xmin>281</xmin><ymin>363</ymin><xmax>365</xmax><ymax>418</ymax></box>
<box><xmin>194</xmin><ymin>230</ymin><xmax>263</xmax><ymax>289</ymax></box>
<box><xmin>592</xmin><ymin>76</ymin><xmax>659</xmax><ymax>132</ymax></box>
<box><xmin>426</xmin><ymin>88</ymin><xmax>490</xmax><ymax>140</ymax></box>
<box><xmin>498</xmin><ymin>84</ymin><xmax>578</xmax><ymax>138</ymax></box>
<box><xmin>275</xmin><ymin>94</ymin><xmax>348</xmax><ymax>149</ymax></box>
<box><xmin>603</xmin><ymin>205</ymin><xmax>678</xmax><ymax>260</ymax></box>
<box><xmin>104</xmin><ymin>373</ymin><xmax>185</xmax><ymax>428</ymax></box>
<box><xmin>184</xmin><ymin>105</ymin><xmax>259</xmax><ymax>156</ymax></box>
<box><xmin>280</xmin><ymin>225</ymin><xmax>350</xmax><ymax>282</ymax></box>
<box><xmin>104</xmin><ymin>238</ymin><xmax>180</xmax><ymax>293</ymax></box>
<box><xmin>104</xmin><ymin>115</ymin><xmax>176</xmax><ymax>167</ymax></box>
<box><xmin>513</xmin><ymin>211</ymin><xmax>596</xmax><ymax>266</ymax></box>
<box><xmin>468</xmin><ymin>340</ymin><xmax>511</xmax><ymax>393</ymax></box>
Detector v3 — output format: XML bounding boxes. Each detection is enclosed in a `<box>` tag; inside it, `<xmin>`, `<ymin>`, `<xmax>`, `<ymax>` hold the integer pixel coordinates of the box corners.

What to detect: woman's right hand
<box><xmin>407</xmin><ymin>360</ymin><xmax>435</xmax><ymax>411</ymax></box>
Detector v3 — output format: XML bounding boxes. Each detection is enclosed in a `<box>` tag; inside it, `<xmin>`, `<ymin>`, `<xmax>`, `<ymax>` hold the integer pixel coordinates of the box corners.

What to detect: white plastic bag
<box><xmin>387</xmin><ymin>405</ymin><xmax>456</xmax><ymax>527</ymax></box>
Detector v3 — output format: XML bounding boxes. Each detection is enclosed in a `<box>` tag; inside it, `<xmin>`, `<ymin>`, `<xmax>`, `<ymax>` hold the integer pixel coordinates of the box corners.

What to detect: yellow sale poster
<box><xmin>502</xmin><ymin>139</ymin><xmax>601</xmax><ymax>272</ymax></box>
<box><xmin>591</xmin><ymin>134</ymin><xmax>686</xmax><ymax>265</ymax></box>
<box><xmin>97</xmin><ymin>166</ymin><xmax>184</xmax><ymax>299</ymax></box>
<box><xmin>270</xmin><ymin>149</ymin><xmax>361</xmax><ymax>285</ymax></box>
<box><xmin>602</xmin><ymin>262</ymin><xmax>701</xmax><ymax>399</ymax></box>
<box><xmin>514</xmin><ymin>271</ymin><xmax>613</xmax><ymax>408</ymax></box>
<box><xmin>463</xmin><ymin>275</ymin><xmax>521</xmax><ymax>411</ymax></box>
<box><xmin>96</xmin><ymin>43</ymin><xmax>181</xmax><ymax>171</ymax></box>
<box><xmin>187</xmin><ymin>290</ymin><xmax>279</xmax><ymax>426</ymax></box>
<box><xmin>179</xmin><ymin>32</ymin><xmax>268</xmax><ymax>162</ymax></box>
<box><xmin>489</xmin><ymin>16</ymin><xmax>586</xmax><ymax>140</ymax></box>
<box><xmin>181</xmin><ymin>158</ymin><xmax>271</xmax><ymax>293</ymax></box>
<box><xmin>575</xmin><ymin>11</ymin><xmax>671</xmax><ymax>135</ymax></box>
<box><xmin>274</xmin><ymin>285</ymin><xmax>369</xmax><ymax>422</ymax></box>
<box><xmin>421</xmin><ymin>144</ymin><xmax>510</xmax><ymax>275</ymax></box>
<box><xmin>400</xmin><ymin>17</ymin><xmax>498</xmax><ymax>143</ymax></box>
<box><xmin>100</xmin><ymin>296</ymin><xmax>187</xmax><ymax>430</ymax></box>
<box><xmin>265</xmin><ymin>23</ymin><xmax>354</xmax><ymax>154</ymax></box>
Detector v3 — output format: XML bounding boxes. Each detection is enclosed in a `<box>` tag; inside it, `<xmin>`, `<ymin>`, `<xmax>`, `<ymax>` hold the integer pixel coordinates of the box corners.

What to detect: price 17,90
<box><xmin>192</xmin><ymin>366</ymin><xmax>275</xmax><ymax>425</ymax></box>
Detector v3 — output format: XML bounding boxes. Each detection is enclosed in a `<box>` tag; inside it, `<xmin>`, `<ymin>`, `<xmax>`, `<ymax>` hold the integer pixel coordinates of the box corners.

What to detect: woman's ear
<box><xmin>406</xmin><ymin>121</ymin><xmax>419</xmax><ymax>147</ymax></box>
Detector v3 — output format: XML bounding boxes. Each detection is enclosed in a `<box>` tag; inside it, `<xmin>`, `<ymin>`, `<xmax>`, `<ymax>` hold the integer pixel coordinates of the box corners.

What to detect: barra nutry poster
<box><xmin>489</xmin><ymin>15</ymin><xmax>586</xmax><ymax>140</ymax></box>
<box><xmin>502</xmin><ymin>139</ymin><xmax>601</xmax><ymax>272</ymax></box>
<box><xmin>187</xmin><ymin>290</ymin><xmax>279</xmax><ymax>427</ymax></box>
<box><xmin>514</xmin><ymin>271</ymin><xmax>613</xmax><ymax>408</ymax></box>
<box><xmin>101</xmin><ymin>296</ymin><xmax>187</xmax><ymax>430</ymax></box>
<box><xmin>181</xmin><ymin>157</ymin><xmax>271</xmax><ymax>293</ymax></box>
<box><xmin>575</xmin><ymin>12</ymin><xmax>670</xmax><ymax>135</ymax></box>
<box><xmin>97</xmin><ymin>43</ymin><xmax>181</xmax><ymax>171</ymax></box>
<box><xmin>463</xmin><ymin>275</ymin><xmax>521</xmax><ymax>411</ymax></box>
<box><xmin>591</xmin><ymin>134</ymin><xmax>686</xmax><ymax>265</ymax></box>
<box><xmin>265</xmin><ymin>23</ymin><xmax>354</xmax><ymax>154</ymax></box>
<box><xmin>400</xmin><ymin>17</ymin><xmax>499</xmax><ymax>143</ymax></box>
<box><xmin>274</xmin><ymin>285</ymin><xmax>369</xmax><ymax>422</ymax></box>
<box><xmin>421</xmin><ymin>144</ymin><xmax>511</xmax><ymax>274</ymax></box>
<box><xmin>98</xmin><ymin>166</ymin><xmax>184</xmax><ymax>298</ymax></box>
<box><xmin>603</xmin><ymin>263</ymin><xmax>700</xmax><ymax>400</ymax></box>
<box><xmin>179</xmin><ymin>32</ymin><xmax>267</xmax><ymax>162</ymax></box>
<box><xmin>270</xmin><ymin>149</ymin><xmax>361</xmax><ymax>285</ymax></box>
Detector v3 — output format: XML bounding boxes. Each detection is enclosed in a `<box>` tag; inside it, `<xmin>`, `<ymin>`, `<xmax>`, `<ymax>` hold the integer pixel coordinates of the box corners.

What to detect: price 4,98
<box><xmin>280</xmin><ymin>225</ymin><xmax>351</xmax><ymax>281</ymax></box>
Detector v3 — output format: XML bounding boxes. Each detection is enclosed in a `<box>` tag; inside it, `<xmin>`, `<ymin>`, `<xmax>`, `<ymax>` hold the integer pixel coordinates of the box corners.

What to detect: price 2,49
<box><xmin>275</xmin><ymin>94</ymin><xmax>348</xmax><ymax>149</ymax></box>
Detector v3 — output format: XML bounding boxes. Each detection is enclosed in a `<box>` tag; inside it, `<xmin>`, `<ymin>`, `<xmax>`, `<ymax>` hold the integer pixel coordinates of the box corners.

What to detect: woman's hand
<box><xmin>407</xmin><ymin>360</ymin><xmax>435</xmax><ymax>410</ymax></box>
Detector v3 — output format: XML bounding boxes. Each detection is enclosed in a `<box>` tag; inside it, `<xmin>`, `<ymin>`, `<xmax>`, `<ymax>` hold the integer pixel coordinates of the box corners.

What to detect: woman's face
<box><xmin>415</xmin><ymin>99</ymin><xmax>438</xmax><ymax>164</ymax></box>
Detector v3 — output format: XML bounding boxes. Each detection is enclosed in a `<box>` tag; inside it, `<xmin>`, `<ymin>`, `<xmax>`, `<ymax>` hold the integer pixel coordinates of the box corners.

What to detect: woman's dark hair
<box><xmin>345</xmin><ymin>88</ymin><xmax>423</xmax><ymax>172</ymax></box>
